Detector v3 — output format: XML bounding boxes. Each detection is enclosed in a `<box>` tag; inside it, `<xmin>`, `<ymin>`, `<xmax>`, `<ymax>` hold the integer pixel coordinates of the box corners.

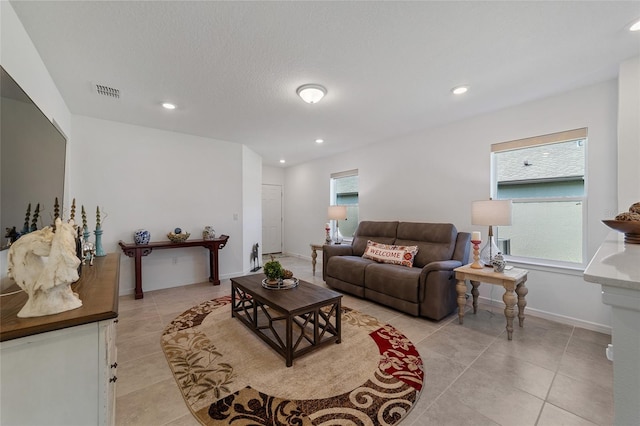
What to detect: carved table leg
<box><xmin>516</xmin><ymin>281</ymin><xmax>528</xmax><ymax>327</ymax></box>
<box><xmin>134</xmin><ymin>250</ymin><xmax>144</xmax><ymax>299</ymax></box>
<box><xmin>503</xmin><ymin>287</ymin><xmax>517</xmax><ymax>340</ymax></box>
<box><xmin>456</xmin><ymin>279</ymin><xmax>467</xmax><ymax>324</ymax></box>
<box><xmin>209</xmin><ymin>245</ymin><xmax>221</xmax><ymax>286</ymax></box>
<box><xmin>470</xmin><ymin>280</ymin><xmax>480</xmax><ymax>314</ymax></box>
<box><xmin>311</xmin><ymin>247</ymin><xmax>318</xmax><ymax>276</ymax></box>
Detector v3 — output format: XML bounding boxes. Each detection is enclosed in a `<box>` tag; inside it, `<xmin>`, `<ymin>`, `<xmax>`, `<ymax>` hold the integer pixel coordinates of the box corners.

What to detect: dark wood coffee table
<box><xmin>231</xmin><ymin>274</ymin><xmax>342</xmax><ymax>367</ymax></box>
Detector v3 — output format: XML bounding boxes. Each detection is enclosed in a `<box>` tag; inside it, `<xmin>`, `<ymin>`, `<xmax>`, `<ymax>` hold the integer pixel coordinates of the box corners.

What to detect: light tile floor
<box><xmin>115</xmin><ymin>256</ymin><xmax>613</xmax><ymax>426</ymax></box>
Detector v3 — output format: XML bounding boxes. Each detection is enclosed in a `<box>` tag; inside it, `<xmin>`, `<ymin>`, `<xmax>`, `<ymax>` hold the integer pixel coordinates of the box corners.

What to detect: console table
<box><xmin>118</xmin><ymin>235</ymin><xmax>229</xmax><ymax>299</ymax></box>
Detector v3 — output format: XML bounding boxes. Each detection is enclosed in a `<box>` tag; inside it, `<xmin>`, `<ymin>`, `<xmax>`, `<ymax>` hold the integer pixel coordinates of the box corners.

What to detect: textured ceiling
<box><xmin>9</xmin><ymin>1</ymin><xmax>640</xmax><ymax>167</ymax></box>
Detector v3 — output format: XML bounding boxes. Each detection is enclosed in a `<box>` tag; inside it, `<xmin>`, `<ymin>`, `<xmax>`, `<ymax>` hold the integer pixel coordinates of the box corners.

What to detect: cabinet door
<box><xmin>98</xmin><ymin>319</ymin><xmax>118</xmax><ymax>426</ymax></box>
<box><xmin>0</xmin><ymin>323</ymin><xmax>100</xmax><ymax>425</ymax></box>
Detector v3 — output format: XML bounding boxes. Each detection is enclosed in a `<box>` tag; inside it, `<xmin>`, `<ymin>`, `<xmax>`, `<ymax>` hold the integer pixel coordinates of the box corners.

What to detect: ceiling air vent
<box><xmin>94</xmin><ymin>84</ymin><xmax>120</xmax><ymax>99</ymax></box>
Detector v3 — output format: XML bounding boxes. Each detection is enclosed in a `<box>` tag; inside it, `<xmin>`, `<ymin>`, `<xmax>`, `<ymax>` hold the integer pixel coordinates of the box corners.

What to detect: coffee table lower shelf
<box><xmin>231</xmin><ymin>275</ymin><xmax>342</xmax><ymax>367</ymax></box>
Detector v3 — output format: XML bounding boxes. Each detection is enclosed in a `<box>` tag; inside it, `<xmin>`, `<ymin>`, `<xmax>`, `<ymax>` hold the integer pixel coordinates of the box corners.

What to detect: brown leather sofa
<box><xmin>322</xmin><ymin>221</ymin><xmax>470</xmax><ymax>321</ymax></box>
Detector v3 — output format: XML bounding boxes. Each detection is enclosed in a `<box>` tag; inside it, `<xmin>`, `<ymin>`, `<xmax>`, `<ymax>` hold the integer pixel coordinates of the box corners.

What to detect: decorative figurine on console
<box><xmin>250</xmin><ymin>242</ymin><xmax>261</xmax><ymax>272</ymax></box>
<box><xmin>7</xmin><ymin>218</ymin><xmax>82</xmax><ymax>318</ymax></box>
<box><xmin>82</xmin><ymin>241</ymin><xmax>96</xmax><ymax>266</ymax></box>
<box><xmin>4</xmin><ymin>226</ymin><xmax>19</xmax><ymax>246</ymax></box>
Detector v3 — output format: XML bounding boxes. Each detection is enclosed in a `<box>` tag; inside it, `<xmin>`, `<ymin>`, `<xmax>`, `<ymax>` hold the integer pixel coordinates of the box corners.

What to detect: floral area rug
<box><xmin>161</xmin><ymin>296</ymin><xmax>423</xmax><ymax>425</ymax></box>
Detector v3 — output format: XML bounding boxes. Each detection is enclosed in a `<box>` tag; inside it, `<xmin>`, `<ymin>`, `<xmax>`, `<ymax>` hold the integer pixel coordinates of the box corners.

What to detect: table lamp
<box><xmin>328</xmin><ymin>205</ymin><xmax>347</xmax><ymax>244</ymax></box>
<box><xmin>471</xmin><ymin>199</ymin><xmax>512</xmax><ymax>267</ymax></box>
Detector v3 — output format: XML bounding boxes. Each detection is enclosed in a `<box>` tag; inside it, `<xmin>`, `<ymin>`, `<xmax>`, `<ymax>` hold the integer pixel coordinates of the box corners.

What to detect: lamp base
<box><xmin>333</xmin><ymin>227</ymin><xmax>343</xmax><ymax>245</ymax></box>
<box><xmin>479</xmin><ymin>237</ymin><xmax>500</xmax><ymax>267</ymax></box>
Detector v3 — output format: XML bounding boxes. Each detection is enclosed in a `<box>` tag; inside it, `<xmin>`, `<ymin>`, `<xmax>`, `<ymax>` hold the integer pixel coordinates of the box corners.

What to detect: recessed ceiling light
<box><xmin>279</xmin><ymin>159</ymin><xmax>286</xmax><ymax>164</ymax></box>
<box><xmin>162</xmin><ymin>102</ymin><xmax>176</xmax><ymax>110</ymax></box>
<box><xmin>451</xmin><ymin>86</ymin><xmax>469</xmax><ymax>95</ymax></box>
<box><xmin>315</xmin><ymin>139</ymin><xmax>324</xmax><ymax>144</ymax></box>
<box><xmin>296</xmin><ymin>84</ymin><xmax>327</xmax><ymax>104</ymax></box>
<box><xmin>630</xmin><ymin>19</ymin><xmax>640</xmax><ymax>32</ymax></box>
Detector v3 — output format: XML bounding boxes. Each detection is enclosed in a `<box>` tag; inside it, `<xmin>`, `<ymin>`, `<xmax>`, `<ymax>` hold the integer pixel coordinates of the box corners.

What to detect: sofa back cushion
<box><xmin>351</xmin><ymin>221</ymin><xmax>398</xmax><ymax>256</ymax></box>
<box><xmin>395</xmin><ymin>222</ymin><xmax>457</xmax><ymax>268</ymax></box>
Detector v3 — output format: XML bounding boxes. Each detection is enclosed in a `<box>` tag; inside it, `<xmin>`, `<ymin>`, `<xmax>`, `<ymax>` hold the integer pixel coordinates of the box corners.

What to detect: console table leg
<box><xmin>209</xmin><ymin>248</ymin><xmax>220</xmax><ymax>286</ymax></box>
<box><xmin>134</xmin><ymin>251</ymin><xmax>144</xmax><ymax>299</ymax></box>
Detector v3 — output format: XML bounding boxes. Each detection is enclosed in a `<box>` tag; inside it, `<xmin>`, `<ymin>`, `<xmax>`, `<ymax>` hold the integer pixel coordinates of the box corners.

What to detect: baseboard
<box><xmin>477</xmin><ymin>295</ymin><xmax>612</xmax><ymax>335</ymax></box>
<box><xmin>118</xmin><ymin>271</ymin><xmax>242</xmax><ymax>297</ymax></box>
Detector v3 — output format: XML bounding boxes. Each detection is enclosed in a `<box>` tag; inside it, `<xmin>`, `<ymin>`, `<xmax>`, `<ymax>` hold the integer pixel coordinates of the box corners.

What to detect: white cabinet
<box><xmin>584</xmin><ymin>232</ymin><xmax>640</xmax><ymax>426</ymax></box>
<box><xmin>0</xmin><ymin>319</ymin><xmax>117</xmax><ymax>425</ymax></box>
<box><xmin>0</xmin><ymin>253</ymin><xmax>120</xmax><ymax>426</ymax></box>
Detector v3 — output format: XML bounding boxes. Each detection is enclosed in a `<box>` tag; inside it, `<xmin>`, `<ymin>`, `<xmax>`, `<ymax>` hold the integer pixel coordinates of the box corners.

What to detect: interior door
<box><xmin>262</xmin><ymin>184</ymin><xmax>282</xmax><ymax>254</ymax></box>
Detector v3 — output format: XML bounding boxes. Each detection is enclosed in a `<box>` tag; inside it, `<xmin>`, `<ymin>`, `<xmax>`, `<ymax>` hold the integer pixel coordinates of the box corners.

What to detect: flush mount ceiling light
<box><xmin>279</xmin><ymin>159</ymin><xmax>286</xmax><ymax>164</ymax></box>
<box><xmin>451</xmin><ymin>86</ymin><xmax>469</xmax><ymax>95</ymax></box>
<box><xmin>296</xmin><ymin>84</ymin><xmax>327</xmax><ymax>104</ymax></box>
<box><xmin>162</xmin><ymin>102</ymin><xmax>176</xmax><ymax>110</ymax></box>
<box><xmin>630</xmin><ymin>19</ymin><xmax>640</xmax><ymax>31</ymax></box>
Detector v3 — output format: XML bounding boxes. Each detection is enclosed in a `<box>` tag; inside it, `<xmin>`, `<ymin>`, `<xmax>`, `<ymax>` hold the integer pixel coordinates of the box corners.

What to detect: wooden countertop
<box><xmin>0</xmin><ymin>253</ymin><xmax>120</xmax><ymax>342</ymax></box>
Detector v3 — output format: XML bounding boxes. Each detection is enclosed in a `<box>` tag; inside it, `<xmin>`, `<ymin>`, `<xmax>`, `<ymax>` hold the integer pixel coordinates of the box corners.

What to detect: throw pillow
<box><xmin>362</xmin><ymin>240</ymin><xmax>419</xmax><ymax>267</ymax></box>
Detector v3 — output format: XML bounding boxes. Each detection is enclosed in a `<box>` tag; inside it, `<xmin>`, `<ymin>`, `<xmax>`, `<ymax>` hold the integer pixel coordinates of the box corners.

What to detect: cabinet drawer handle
<box><xmin>109</xmin><ymin>376</ymin><xmax>118</xmax><ymax>383</ymax></box>
<box><xmin>113</xmin><ymin>319</ymin><xmax>119</xmax><ymax>324</ymax></box>
<box><xmin>110</xmin><ymin>362</ymin><xmax>118</xmax><ymax>369</ymax></box>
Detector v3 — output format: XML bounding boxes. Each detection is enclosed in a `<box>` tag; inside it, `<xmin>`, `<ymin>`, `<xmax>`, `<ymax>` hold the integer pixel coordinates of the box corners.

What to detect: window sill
<box><xmin>504</xmin><ymin>257</ymin><xmax>585</xmax><ymax>277</ymax></box>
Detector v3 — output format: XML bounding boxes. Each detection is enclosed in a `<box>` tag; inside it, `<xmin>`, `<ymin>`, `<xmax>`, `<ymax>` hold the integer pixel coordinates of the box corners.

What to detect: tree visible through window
<box><xmin>492</xmin><ymin>129</ymin><xmax>586</xmax><ymax>265</ymax></box>
<box><xmin>331</xmin><ymin>170</ymin><xmax>358</xmax><ymax>241</ymax></box>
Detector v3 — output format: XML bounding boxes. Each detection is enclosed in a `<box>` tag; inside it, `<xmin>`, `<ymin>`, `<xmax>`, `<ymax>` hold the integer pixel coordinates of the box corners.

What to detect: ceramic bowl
<box><xmin>167</xmin><ymin>231</ymin><xmax>190</xmax><ymax>243</ymax></box>
<box><xmin>602</xmin><ymin>220</ymin><xmax>640</xmax><ymax>244</ymax></box>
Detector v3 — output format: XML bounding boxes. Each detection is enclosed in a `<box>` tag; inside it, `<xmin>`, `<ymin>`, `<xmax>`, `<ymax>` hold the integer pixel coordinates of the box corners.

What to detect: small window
<box><xmin>492</xmin><ymin>129</ymin><xmax>586</xmax><ymax>266</ymax></box>
<box><xmin>330</xmin><ymin>170</ymin><xmax>358</xmax><ymax>241</ymax></box>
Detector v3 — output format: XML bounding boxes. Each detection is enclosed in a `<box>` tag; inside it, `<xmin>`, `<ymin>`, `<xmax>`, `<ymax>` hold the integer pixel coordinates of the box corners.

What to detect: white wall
<box><xmin>70</xmin><ymin>115</ymin><xmax>246</xmax><ymax>295</ymax></box>
<box><xmin>617</xmin><ymin>56</ymin><xmax>640</xmax><ymax>213</ymax></box>
<box><xmin>262</xmin><ymin>165</ymin><xmax>285</xmax><ymax>186</ymax></box>
<box><xmin>242</xmin><ymin>146</ymin><xmax>263</xmax><ymax>270</ymax></box>
<box><xmin>0</xmin><ymin>2</ymin><xmax>72</xmax><ymax>289</ymax></box>
<box><xmin>284</xmin><ymin>79</ymin><xmax>619</xmax><ymax>332</ymax></box>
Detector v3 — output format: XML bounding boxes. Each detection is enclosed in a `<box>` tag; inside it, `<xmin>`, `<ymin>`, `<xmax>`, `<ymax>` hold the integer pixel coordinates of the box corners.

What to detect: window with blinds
<box><xmin>491</xmin><ymin>128</ymin><xmax>587</xmax><ymax>266</ymax></box>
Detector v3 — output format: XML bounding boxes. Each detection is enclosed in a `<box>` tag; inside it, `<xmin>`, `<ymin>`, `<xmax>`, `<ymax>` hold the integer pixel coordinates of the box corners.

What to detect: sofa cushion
<box><xmin>351</xmin><ymin>221</ymin><xmax>398</xmax><ymax>256</ymax></box>
<box><xmin>364</xmin><ymin>263</ymin><xmax>422</xmax><ymax>303</ymax></box>
<box><xmin>395</xmin><ymin>222</ymin><xmax>457</xmax><ymax>268</ymax></box>
<box><xmin>326</xmin><ymin>255</ymin><xmax>375</xmax><ymax>287</ymax></box>
<box><xmin>362</xmin><ymin>240</ymin><xmax>418</xmax><ymax>267</ymax></box>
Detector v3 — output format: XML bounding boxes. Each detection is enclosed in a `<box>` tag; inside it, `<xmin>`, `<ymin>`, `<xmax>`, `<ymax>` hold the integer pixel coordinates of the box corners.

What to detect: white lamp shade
<box><xmin>471</xmin><ymin>200</ymin><xmax>512</xmax><ymax>226</ymax></box>
<box><xmin>328</xmin><ymin>205</ymin><xmax>347</xmax><ymax>220</ymax></box>
<box><xmin>297</xmin><ymin>84</ymin><xmax>326</xmax><ymax>104</ymax></box>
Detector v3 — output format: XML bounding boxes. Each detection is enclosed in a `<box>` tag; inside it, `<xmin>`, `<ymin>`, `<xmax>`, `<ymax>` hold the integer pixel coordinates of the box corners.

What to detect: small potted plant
<box><xmin>263</xmin><ymin>257</ymin><xmax>284</xmax><ymax>285</ymax></box>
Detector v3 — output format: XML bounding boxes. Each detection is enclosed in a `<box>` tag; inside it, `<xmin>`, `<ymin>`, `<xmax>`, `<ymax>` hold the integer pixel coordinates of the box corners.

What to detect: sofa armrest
<box><xmin>419</xmin><ymin>259</ymin><xmax>463</xmax><ymax>280</ymax></box>
<box><xmin>322</xmin><ymin>244</ymin><xmax>355</xmax><ymax>280</ymax></box>
<box><xmin>418</xmin><ymin>259</ymin><xmax>465</xmax><ymax>320</ymax></box>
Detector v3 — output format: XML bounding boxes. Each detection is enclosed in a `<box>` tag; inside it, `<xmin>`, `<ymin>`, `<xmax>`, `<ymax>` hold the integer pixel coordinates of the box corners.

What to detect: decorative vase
<box><xmin>133</xmin><ymin>229</ymin><xmax>151</xmax><ymax>245</ymax></box>
<box><xmin>83</xmin><ymin>228</ymin><xmax>90</xmax><ymax>244</ymax></box>
<box><xmin>94</xmin><ymin>227</ymin><xmax>106</xmax><ymax>257</ymax></box>
<box><xmin>492</xmin><ymin>252</ymin><xmax>506</xmax><ymax>273</ymax></box>
<box><xmin>203</xmin><ymin>226</ymin><xmax>216</xmax><ymax>240</ymax></box>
